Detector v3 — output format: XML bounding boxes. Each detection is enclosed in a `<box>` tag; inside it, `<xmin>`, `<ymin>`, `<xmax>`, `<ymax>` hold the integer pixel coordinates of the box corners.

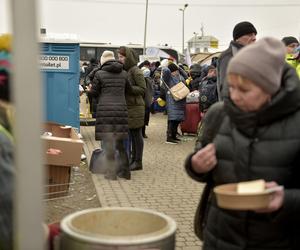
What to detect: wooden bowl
<box><xmin>214</xmin><ymin>183</ymin><xmax>272</xmax><ymax>210</ymax></box>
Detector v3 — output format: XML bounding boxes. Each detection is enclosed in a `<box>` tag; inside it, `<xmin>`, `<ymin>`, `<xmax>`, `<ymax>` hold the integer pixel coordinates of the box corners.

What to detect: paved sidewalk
<box><xmin>81</xmin><ymin>113</ymin><xmax>204</xmax><ymax>250</ymax></box>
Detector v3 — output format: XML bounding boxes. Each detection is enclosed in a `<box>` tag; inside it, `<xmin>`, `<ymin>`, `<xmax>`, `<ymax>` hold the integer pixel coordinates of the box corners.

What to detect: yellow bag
<box><xmin>157</xmin><ymin>97</ymin><xmax>166</xmax><ymax>107</ymax></box>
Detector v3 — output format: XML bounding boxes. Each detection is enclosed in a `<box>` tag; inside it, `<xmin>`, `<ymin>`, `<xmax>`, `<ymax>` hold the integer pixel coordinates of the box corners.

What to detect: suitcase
<box><xmin>186</xmin><ymin>90</ymin><xmax>200</xmax><ymax>103</ymax></box>
<box><xmin>180</xmin><ymin>103</ymin><xmax>201</xmax><ymax>134</ymax></box>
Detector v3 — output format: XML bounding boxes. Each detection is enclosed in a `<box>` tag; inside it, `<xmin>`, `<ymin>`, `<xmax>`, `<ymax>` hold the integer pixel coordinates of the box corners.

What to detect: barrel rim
<box><xmin>60</xmin><ymin>207</ymin><xmax>177</xmax><ymax>245</ymax></box>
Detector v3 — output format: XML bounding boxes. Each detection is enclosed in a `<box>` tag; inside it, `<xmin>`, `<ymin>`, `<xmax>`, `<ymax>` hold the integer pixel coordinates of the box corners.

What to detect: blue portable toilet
<box><xmin>40</xmin><ymin>37</ymin><xmax>80</xmax><ymax>129</ymax></box>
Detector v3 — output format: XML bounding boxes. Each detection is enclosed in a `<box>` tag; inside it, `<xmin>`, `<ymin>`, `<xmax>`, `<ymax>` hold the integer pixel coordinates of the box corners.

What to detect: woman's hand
<box><xmin>255</xmin><ymin>181</ymin><xmax>284</xmax><ymax>213</ymax></box>
<box><xmin>191</xmin><ymin>143</ymin><xmax>217</xmax><ymax>174</ymax></box>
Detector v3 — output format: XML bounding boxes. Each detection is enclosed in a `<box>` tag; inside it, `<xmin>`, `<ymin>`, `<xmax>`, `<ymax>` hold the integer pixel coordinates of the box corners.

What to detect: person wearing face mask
<box><xmin>161</xmin><ymin>63</ymin><xmax>186</xmax><ymax>144</ymax></box>
<box><xmin>282</xmin><ymin>36</ymin><xmax>300</xmax><ymax>78</ymax></box>
<box><xmin>217</xmin><ymin>21</ymin><xmax>257</xmax><ymax>101</ymax></box>
<box><xmin>185</xmin><ymin>37</ymin><xmax>300</xmax><ymax>250</ymax></box>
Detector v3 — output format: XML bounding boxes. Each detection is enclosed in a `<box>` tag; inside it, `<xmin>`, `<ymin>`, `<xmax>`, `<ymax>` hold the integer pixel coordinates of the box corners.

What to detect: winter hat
<box><xmin>233</xmin><ymin>21</ymin><xmax>257</xmax><ymax>40</ymax></box>
<box><xmin>100</xmin><ymin>50</ymin><xmax>115</xmax><ymax>65</ymax></box>
<box><xmin>0</xmin><ymin>34</ymin><xmax>12</xmax><ymax>102</ymax></box>
<box><xmin>89</xmin><ymin>57</ymin><xmax>97</xmax><ymax>64</ymax></box>
<box><xmin>281</xmin><ymin>36</ymin><xmax>299</xmax><ymax>46</ymax></box>
<box><xmin>190</xmin><ymin>63</ymin><xmax>201</xmax><ymax>72</ymax></box>
<box><xmin>142</xmin><ymin>66</ymin><xmax>151</xmax><ymax>78</ymax></box>
<box><xmin>118</xmin><ymin>46</ymin><xmax>127</xmax><ymax>57</ymax></box>
<box><xmin>160</xmin><ymin>59</ymin><xmax>169</xmax><ymax>68</ymax></box>
<box><xmin>168</xmin><ymin>63</ymin><xmax>179</xmax><ymax>73</ymax></box>
<box><xmin>227</xmin><ymin>37</ymin><xmax>285</xmax><ymax>95</ymax></box>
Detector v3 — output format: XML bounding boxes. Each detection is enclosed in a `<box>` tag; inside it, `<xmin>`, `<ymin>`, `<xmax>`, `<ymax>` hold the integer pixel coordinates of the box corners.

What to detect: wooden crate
<box><xmin>45</xmin><ymin>165</ymin><xmax>71</xmax><ymax>199</ymax></box>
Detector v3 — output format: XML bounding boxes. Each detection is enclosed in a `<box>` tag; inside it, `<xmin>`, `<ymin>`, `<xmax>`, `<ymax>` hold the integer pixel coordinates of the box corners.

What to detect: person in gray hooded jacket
<box><xmin>217</xmin><ymin>21</ymin><xmax>257</xmax><ymax>101</ymax></box>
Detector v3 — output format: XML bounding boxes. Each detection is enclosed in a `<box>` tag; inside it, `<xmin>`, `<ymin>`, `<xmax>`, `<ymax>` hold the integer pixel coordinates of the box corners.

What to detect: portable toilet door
<box><xmin>40</xmin><ymin>41</ymin><xmax>80</xmax><ymax>129</ymax></box>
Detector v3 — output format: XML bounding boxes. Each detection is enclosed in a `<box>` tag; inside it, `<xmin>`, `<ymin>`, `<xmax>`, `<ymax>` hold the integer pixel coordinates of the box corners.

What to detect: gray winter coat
<box><xmin>217</xmin><ymin>41</ymin><xmax>243</xmax><ymax>101</ymax></box>
<box><xmin>186</xmin><ymin>65</ymin><xmax>300</xmax><ymax>250</ymax></box>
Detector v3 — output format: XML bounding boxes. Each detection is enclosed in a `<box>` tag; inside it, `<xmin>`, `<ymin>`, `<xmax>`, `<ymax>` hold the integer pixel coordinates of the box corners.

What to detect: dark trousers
<box><xmin>101</xmin><ymin>138</ymin><xmax>129</xmax><ymax>175</ymax></box>
<box><xmin>167</xmin><ymin>120</ymin><xmax>180</xmax><ymax>139</ymax></box>
<box><xmin>129</xmin><ymin>128</ymin><xmax>144</xmax><ymax>162</ymax></box>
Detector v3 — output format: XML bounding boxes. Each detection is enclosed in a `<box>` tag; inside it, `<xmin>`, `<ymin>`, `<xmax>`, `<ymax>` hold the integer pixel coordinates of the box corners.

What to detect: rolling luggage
<box><xmin>180</xmin><ymin>103</ymin><xmax>201</xmax><ymax>135</ymax></box>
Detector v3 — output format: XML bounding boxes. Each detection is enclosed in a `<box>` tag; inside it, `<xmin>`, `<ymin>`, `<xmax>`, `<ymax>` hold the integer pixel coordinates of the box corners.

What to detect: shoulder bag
<box><xmin>162</xmin><ymin>79</ymin><xmax>190</xmax><ymax>101</ymax></box>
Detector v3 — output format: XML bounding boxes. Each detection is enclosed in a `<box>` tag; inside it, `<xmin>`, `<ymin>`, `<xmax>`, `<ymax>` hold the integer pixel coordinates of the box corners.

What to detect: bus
<box><xmin>80</xmin><ymin>43</ymin><xmax>180</xmax><ymax>63</ymax></box>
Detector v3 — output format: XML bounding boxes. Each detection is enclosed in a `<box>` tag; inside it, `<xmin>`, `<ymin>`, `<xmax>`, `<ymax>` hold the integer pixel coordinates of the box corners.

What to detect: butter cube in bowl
<box><xmin>213</xmin><ymin>180</ymin><xmax>281</xmax><ymax>210</ymax></box>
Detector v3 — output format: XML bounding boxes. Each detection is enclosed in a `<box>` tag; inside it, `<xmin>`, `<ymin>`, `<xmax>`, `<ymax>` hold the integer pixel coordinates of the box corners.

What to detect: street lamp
<box><xmin>179</xmin><ymin>3</ymin><xmax>188</xmax><ymax>55</ymax></box>
<box><xmin>143</xmin><ymin>0</ymin><xmax>149</xmax><ymax>55</ymax></box>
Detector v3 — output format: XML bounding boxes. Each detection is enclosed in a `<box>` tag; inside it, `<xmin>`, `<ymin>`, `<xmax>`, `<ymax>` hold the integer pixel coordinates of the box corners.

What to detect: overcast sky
<box><xmin>1</xmin><ymin>0</ymin><xmax>300</xmax><ymax>51</ymax></box>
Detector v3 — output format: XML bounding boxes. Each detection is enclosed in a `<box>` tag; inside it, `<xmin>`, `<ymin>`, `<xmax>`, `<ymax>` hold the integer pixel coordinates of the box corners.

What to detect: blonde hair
<box><xmin>228</xmin><ymin>73</ymin><xmax>248</xmax><ymax>85</ymax></box>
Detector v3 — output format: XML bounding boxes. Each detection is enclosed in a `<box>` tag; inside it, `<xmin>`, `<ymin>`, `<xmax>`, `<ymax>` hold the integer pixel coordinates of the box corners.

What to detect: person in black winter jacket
<box><xmin>199</xmin><ymin>66</ymin><xmax>218</xmax><ymax>112</ymax></box>
<box><xmin>88</xmin><ymin>51</ymin><xmax>131</xmax><ymax>180</ymax></box>
<box><xmin>189</xmin><ymin>63</ymin><xmax>202</xmax><ymax>91</ymax></box>
<box><xmin>84</xmin><ymin>58</ymin><xmax>99</xmax><ymax>116</ymax></box>
<box><xmin>185</xmin><ymin>37</ymin><xmax>300</xmax><ymax>250</ymax></box>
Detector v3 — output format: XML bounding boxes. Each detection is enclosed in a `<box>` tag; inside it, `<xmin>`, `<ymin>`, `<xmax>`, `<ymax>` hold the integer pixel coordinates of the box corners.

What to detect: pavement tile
<box><xmin>85</xmin><ymin>114</ymin><xmax>203</xmax><ymax>249</ymax></box>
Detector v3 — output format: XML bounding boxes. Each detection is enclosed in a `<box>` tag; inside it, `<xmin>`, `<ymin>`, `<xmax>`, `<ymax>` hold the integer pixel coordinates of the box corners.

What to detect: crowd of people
<box><xmin>1</xmin><ymin>18</ymin><xmax>300</xmax><ymax>249</ymax></box>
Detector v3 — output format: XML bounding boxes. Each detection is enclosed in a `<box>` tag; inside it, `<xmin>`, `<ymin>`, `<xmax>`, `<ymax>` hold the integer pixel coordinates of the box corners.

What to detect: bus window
<box><xmin>80</xmin><ymin>47</ymin><xmax>96</xmax><ymax>61</ymax></box>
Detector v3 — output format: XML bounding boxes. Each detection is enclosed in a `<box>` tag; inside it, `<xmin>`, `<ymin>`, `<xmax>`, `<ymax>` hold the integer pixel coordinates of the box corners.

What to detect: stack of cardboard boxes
<box><xmin>42</xmin><ymin>123</ymin><xmax>83</xmax><ymax>199</ymax></box>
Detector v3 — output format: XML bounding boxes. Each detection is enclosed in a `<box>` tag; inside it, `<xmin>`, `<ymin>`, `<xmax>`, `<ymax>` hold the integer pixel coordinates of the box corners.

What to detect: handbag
<box><xmin>89</xmin><ymin>147</ymin><xmax>126</xmax><ymax>174</ymax></box>
<box><xmin>89</xmin><ymin>148</ymin><xmax>107</xmax><ymax>174</ymax></box>
<box><xmin>193</xmin><ymin>103</ymin><xmax>226</xmax><ymax>241</ymax></box>
<box><xmin>162</xmin><ymin>79</ymin><xmax>190</xmax><ymax>101</ymax></box>
<box><xmin>194</xmin><ymin>181</ymin><xmax>212</xmax><ymax>240</ymax></box>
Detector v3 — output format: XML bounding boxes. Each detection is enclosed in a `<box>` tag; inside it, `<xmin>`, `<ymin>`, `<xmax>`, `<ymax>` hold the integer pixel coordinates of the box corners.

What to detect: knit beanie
<box><xmin>141</xmin><ymin>66</ymin><xmax>151</xmax><ymax>78</ymax></box>
<box><xmin>233</xmin><ymin>21</ymin><xmax>257</xmax><ymax>41</ymax></box>
<box><xmin>281</xmin><ymin>36</ymin><xmax>299</xmax><ymax>46</ymax></box>
<box><xmin>168</xmin><ymin>63</ymin><xmax>179</xmax><ymax>73</ymax></box>
<box><xmin>0</xmin><ymin>34</ymin><xmax>12</xmax><ymax>102</ymax></box>
<box><xmin>100</xmin><ymin>50</ymin><xmax>115</xmax><ymax>65</ymax></box>
<box><xmin>160</xmin><ymin>59</ymin><xmax>169</xmax><ymax>68</ymax></box>
<box><xmin>227</xmin><ymin>37</ymin><xmax>285</xmax><ymax>95</ymax></box>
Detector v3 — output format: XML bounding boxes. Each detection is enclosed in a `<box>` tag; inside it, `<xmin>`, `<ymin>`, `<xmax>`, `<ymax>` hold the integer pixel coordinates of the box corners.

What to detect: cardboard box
<box><xmin>42</xmin><ymin>122</ymin><xmax>84</xmax><ymax>199</ymax></box>
<box><xmin>42</xmin><ymin>122</ymin><xmax>84</xmax><ymax>166</ymax></box>
<box><xmin>45</xmin><ymin>164</ymin><xmax>71</xmax><ymax>199</ymax></box>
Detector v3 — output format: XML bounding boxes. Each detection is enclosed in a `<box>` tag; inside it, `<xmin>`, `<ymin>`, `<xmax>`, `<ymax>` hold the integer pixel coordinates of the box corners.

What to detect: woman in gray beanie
<box><xmin>185</xmin><ymin>37</ymin><xmax>300</xmax><ymax>250</ymax></box>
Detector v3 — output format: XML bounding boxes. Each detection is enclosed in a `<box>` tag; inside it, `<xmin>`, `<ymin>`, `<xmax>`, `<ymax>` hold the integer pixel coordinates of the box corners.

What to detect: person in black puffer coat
<box><xmin>88</xmin><ymin>51</ymin><xmax>131</xmax><ymax>180</ymax></box>
<box><xmin>185</xmin><ymin>37</ymin><xmax>300</xmax><ymax>250</ymax></box>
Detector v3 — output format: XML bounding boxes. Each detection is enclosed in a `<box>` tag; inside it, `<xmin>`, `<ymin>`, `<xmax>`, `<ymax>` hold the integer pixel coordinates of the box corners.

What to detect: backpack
<box><xmin>199</xmin><ymin>77</ymin><xmax>218</xmax><ymax>112</ymax></box>
<box><xmin>144</xmin><ymin>77</ymin><xmax>153</xmax><ymax>108</ymax></box>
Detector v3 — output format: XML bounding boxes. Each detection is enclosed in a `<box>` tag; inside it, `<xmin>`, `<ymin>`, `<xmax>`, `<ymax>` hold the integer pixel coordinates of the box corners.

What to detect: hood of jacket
<box><xmin>123</xmin><ymin>47</ymin><xmax>138</xmax><ymax>71</ymax></box>
<box><xmin>224</xmin><ymin>64</ymin><xmax>300</xmax><ymax>136</ymax></box>
<box><xmin>100</xmin><ymin>60</ymin><xmax>123</xmax><ymax>73</ymax></box>
<box><xmin>230</xmin><ymin>40</ymin><xmax>244</xmax><ymax>50</ymax></box>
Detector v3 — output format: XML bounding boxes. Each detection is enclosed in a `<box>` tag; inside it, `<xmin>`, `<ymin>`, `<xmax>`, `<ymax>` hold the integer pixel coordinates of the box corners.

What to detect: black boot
<box><xmin>130</xmin><ymin>161</ymin><xmax>143</xmax><ymax>171</ymax></box>
<box><xmin>117</xmin><ymin>149</ymin><xmax>131</xmax><ymax>179</ymax></box>
<box><xmin>142</xmin><ymin>126</ymin><xmax>148</xmax><ymax>138</ymax></box>
<box><xmin>117</xmin><ymin>170</ymin><xmax>131</xmax><ymax>180</ymax></box>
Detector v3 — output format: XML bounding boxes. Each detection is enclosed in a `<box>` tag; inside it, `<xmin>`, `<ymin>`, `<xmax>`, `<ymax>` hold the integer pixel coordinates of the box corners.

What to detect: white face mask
<box><xmin>293</xmin><ymin>45</ymin><xmax>300</xmax><ymax>58</ymax></box>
